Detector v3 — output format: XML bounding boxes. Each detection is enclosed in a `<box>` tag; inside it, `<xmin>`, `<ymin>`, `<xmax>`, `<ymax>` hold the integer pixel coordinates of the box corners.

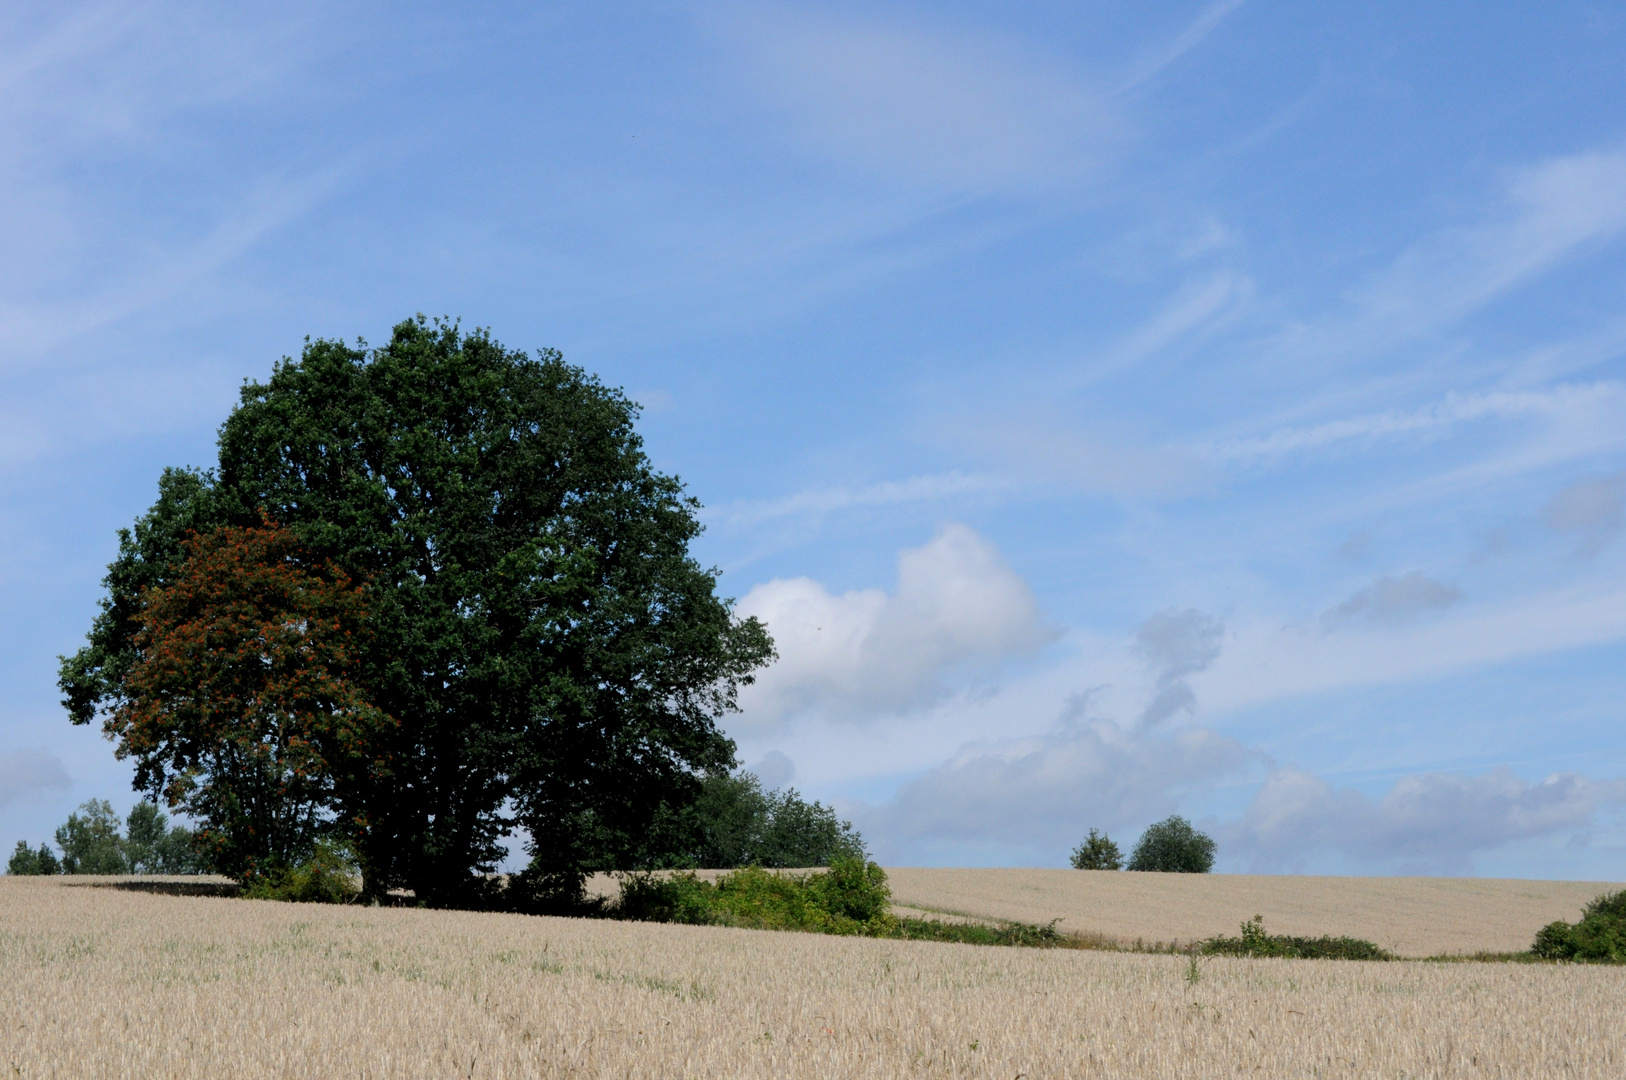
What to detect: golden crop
<box><xmin>3</xmin><ymin>875</ymin><xmax>1623</xmax><ymax>1078</ymax></box>
<box><xmin>881</xmin><ymin>867</ymin><xmax>1625</xmax><ymax>957</ymax></box>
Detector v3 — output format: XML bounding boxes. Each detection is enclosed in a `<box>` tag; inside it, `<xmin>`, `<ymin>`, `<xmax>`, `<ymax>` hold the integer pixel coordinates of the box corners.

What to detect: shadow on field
<box><xmin>65</xmin><ymin>877</ymin><xmax>242</xmax><ymax>899</ymax></box>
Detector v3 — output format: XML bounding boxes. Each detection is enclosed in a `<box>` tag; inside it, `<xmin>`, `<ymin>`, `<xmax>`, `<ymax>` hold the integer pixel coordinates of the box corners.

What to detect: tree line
<box><xmin>7</xmin><ymin>772</ymin><xmax>865</xmax><ymax>883</ymax></box>
<box><xmin>8</xmin><ymin>799</ymin><xmax>199</xmax><ymax>876</ymax></box>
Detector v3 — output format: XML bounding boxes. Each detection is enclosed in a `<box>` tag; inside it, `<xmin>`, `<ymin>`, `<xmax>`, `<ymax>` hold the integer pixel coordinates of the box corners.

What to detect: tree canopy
<box><xmin>649</xmin><ymin>771</ymin><xmax>867</xmax><ymax>869</ymax></box>
<box><xmin>108</xmin><ymin>518</ymin><xmax>384</xmax><ymax>881</ymax></box>
<box><xmin>60</xmin><ymin>317</ymin><xmax>774</xmax><ymax>907</ymax></box>
<box><xmin>1070</xmin><ymin>828</ymin><xmax>1123</xmax><ymax>870</ymax></box>
<box><xmin>1126</xmin><ymin>815</ymin><xmax>1216</xmax><ymax>873</ymax></box>
<box><xmin>7</xmin><ymin>841</ymin><xmax>60</xmax><ymax>876</ymax></box>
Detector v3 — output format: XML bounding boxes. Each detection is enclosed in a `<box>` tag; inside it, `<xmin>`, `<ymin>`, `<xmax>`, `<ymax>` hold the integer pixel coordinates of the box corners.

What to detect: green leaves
<box><xmin>1201</xmin><ymin>915</ymin><xmax>1393</xmax><ymax>960</ymax></box>
<box><xmin>615</xmin><ymin>859</ymin><xmax>896</xmax><ymax>936</ymax></box>
<box><xmin>649</xmin><ymin>770</ymin><xmax>867</xmax><ymax>870</ymax></box>
<box><xmin>1070</xmin><ymin>828</ymin><xmax>1124</xmax><ymax>870</ymax></box>
<box><xmin>62</xmin><ymin>317</ymin><xmax>773</xmax><ymax>906</ymax></box>
<box><xmin>1127</xmin><ymin>815</ymin><xmax>1216</xmax><ymax>873</ymax></box>
<box><xmin>7</xmin><ymin>841</ymin><xmax>61</xmax><ymax>876</ymax></box>
<box><xmin>1531</xmin><ymin>890</ymin><xmax>1626</xmax><ymax>962</ymax></box>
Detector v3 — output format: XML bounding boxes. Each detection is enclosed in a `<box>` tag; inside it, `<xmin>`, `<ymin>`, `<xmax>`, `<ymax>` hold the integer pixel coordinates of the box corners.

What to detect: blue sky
<box><xmin>3</xmin><ymin>1</ymin><xmax>1626</xmax><ymax>878</ymax></box>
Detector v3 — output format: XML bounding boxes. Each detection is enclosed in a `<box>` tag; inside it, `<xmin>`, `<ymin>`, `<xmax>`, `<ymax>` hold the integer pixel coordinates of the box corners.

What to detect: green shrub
<box><xmin>1531</xmin><ymin>890</ymin><xmax>1626</xmax><ymax>962</ymax></box>
<box><xmin>1127</xmin><ymin>815</ymin><xmax>1215</xmax><ymax>873</ymax></box>
<box><xmin>615</xmin><ymin>861</ymin><xmax>1083</xmax><ymax>949</ymax></box>
<box><xmin>241</xmin><ymin>841</ymin><xmax>360</xmax><ymax>904</ymax></box>
<box><xmin>808</xmin><ymin>858</ymin><xmax>891</xmax><ymax>924</ymax></box>
<box><xmin>7</xmin><ymin>841</ymin><xmax>61</xmax><ymax>875</ymax></box>
<box><xmin>615</xmin><ymin>858</ymin><xmax>895</xmax><ymax>935</ymax></box>
<box><xmin>1070</xmin><ymin>828</ymin><xmax>1123</xmax><ymax>870</ymax></box>
<box><xmin>891</xmin><ymin>917</ymin><xmax>1067</xmax><ymax>947</ymax></box>
<box><xmin>1201</xmin><ymin>915</ymin><xmax>1392</xmax><ymax>961</ymax></box>
<box><xmin>615</xmin><ymin>871</ymin><xmax>718</xmax><ymax>925</ymax></box>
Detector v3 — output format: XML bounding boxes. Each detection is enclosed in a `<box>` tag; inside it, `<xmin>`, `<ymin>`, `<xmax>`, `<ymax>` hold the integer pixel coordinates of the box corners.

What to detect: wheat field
<box><xmin>3</xmin><ymin>876</ymin><xmax>1624</xmax><ymax>1078</ymax></box>
<box><xmin>881</xmin><ymin>868</ymin><xmax>1626</xmax><ymax>957</ymax></box>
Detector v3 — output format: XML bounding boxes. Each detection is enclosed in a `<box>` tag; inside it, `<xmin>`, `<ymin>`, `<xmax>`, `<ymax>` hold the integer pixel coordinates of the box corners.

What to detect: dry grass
<box><xmin>4</xmin><ymin>876</ymin><xmax>1625</xmax><ymax>1078</ymax></box>
<box><xmin>882</xmin><ymin>868</ymin><xmax>1626</xmax><ymax>957</ymax></box>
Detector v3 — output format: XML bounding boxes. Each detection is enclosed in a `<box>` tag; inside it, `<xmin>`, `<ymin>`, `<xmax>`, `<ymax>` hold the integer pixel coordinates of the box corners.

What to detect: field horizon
<box><xmin>5</xmin><ymin>875</ymin><xmax>1626</xmax><ymax>1078</ymax></box>
<box><xmin>580</xmin><ymin>865</ymin><xmax>1626</xmax><ymax>957</ymax></box>
<box><xmin>881</xmin><ymin>867</ymin><xmax>1625</xmax><ymax>957</ymax></box>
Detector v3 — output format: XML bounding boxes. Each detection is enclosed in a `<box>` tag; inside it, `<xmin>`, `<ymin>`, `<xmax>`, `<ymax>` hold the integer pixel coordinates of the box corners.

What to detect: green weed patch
<box><xmin>1200</xmin><ymin>915</ymin><xmax>1392</xmax><ymax>960</ymax></box>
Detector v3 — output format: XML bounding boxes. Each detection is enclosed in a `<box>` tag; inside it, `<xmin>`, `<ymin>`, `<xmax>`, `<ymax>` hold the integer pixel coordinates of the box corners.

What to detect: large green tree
<box><xmin>61</xmin><ymin>317</ymin><xmax>774</xmax><ymax>907</ymax></box>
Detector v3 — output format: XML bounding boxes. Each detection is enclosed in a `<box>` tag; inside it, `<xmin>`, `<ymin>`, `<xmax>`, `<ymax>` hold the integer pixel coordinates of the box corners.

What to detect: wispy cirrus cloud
<box><xmin>1200</xmin><ymin>580</ymin><xmax>1626</xmax><ymax>718</ymax></box>
<box><xmin>1114</xmin><ymin>0</ymin><xmax>1248</xmax><ymax>95</ymax></box>
<box><xmin>1198</xmin><ymin>382</ymin><xmax>1626</xmax><ymax>465</ymax></box>
<box><xmin>705</xmin><ymin>471</ymin><xmax>1003</xmax><ymax>530</ymax></box>
<box><xmin>706</xmin><ymin>2</ymin><xmax>1118</xmax><ymax>196</ymax></box>
<box><xmin>1314</xmin><ymin>148</ymin><xmax>1626</xmax><ymax>361</ymax></box>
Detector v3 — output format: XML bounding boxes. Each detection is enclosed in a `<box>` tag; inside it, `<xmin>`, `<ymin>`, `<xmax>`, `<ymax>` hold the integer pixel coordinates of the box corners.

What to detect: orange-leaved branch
<box><xmin>108</xmin><ymin>516</ymin><xmax>392</xmax><ymax>883</ymax></box>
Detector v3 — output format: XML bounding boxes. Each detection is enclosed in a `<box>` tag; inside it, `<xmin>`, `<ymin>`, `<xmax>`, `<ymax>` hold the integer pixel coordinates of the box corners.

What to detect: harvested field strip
<box><xmin>882</xmin><ymin>868</ymin><xmax>1626</xmax><ymax>957</ymax></box>
<box><xmin>5</xmin><ymin>877</ymin><xmax>1626</xmax><ymax>1078</ymax></box>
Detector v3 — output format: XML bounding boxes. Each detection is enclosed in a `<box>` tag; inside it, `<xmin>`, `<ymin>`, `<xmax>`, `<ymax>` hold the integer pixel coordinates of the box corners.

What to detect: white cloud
<box><xmin>734</xmin><ymin>524</ymin><xmax>1054</xmax><ymax>722</ymax></box>
<box><xmin>1225</xmin><ymin>766</ymin><xmax>1626</xmax><ymax>874</ymax></box>
<box><xmin>709</xmin><ymin>2</ymin><xmax>1115</xmax><ymax>194</ymax></box>
<box><xmin>0</xmin><ymin>749</ymin><xmax>71</xmax><ymax>808</ymax></box>
<box><xmin>1320</xmin><ymin>571</ymin><xmax>1463</xmax><ymax>629</ymax></box>
<box><xmin>864</xmin><ymin>718</ymin><xmax>1255</xmax><ymax>855</ymax></box>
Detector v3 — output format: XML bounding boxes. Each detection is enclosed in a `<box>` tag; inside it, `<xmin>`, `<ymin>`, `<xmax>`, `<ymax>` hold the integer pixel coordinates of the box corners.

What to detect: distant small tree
<box><xmin>1070</xmin><ymin>828</ymin><xmax>1123</xmax><ymax>870</ymax></box>
<box><xmin>1127</xmin><ymin>815</ymin><xmax>1215</xmax><ymax>873</ymax></box>
<box><xmin>7</xmin><ymin>841</ymin><xmax>61</xmax><ymax>875</ymax></box>
<box><xmin>55</xmin><ymin>799</ymin><xmax>128</xmax><ymax>874</ymax></box>
<box><xmin>124</xmin><ymin>800</ymin><xmax>202</xmax><ymax>874</ymax></box>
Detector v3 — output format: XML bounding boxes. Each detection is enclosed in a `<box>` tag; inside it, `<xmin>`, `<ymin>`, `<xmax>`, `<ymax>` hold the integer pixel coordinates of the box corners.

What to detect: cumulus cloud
<box><xmin>1133</xmin><ymin>608</ymin><xmax>1224</xmax><ymax>727</ymax></box>
<box><xmin>870</xmin><ymin>718</ymin><xmax>1255</xmax><ymax>853</ymax></box>
<box><xmin>1544</xmin><ymin>471</ymin><xmax>1626</xmax><ymax>556</ymax></box>
<box><xmin>1225</xmin><ymin>766</ymin><xmax>1626</xmax><ymax>874</ymax></box>
<box><xmin>0</xmin><ymin>749</ymin><xmax>71</xmax><ymax>807</ymax></box>
<box><xmin>1321</xmin><ymin>571</ymin><xmax>1462</xmax><ymax>629</ymax></box>
<box><xmin>735</xmin><ymin>524</ymin><xmax>1054</xmax><ymax>722</ymax></box>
